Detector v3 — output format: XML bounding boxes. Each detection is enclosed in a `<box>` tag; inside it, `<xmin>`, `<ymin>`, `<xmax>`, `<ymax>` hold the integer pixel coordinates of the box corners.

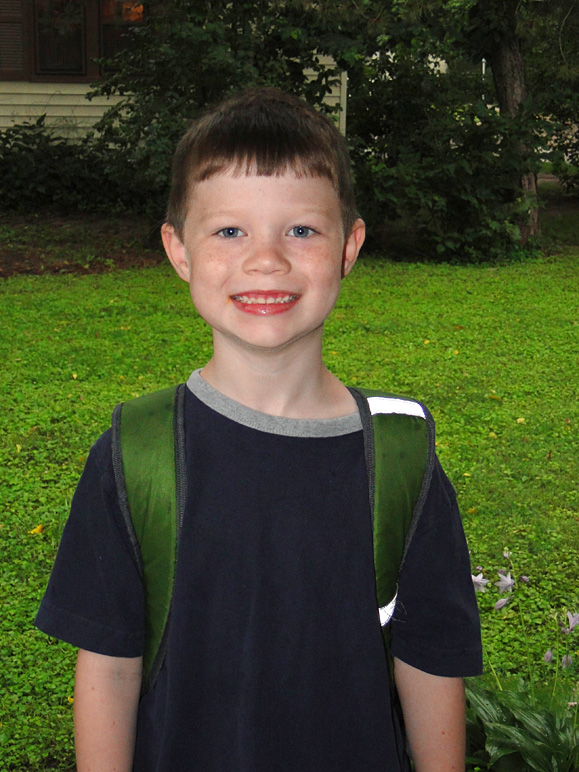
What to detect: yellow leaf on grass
<box><xmin>466</xmin><ymin>507</ymin><xmax>478</xmax><ymax>515</ymax></box>
<box><xmin>516</xmin><ymin>417</ymin><xmax>525</xmax><ymax>424</ymax></box>
<box><xmin>29</xmin><ymin>524</ymin><xmax>43</xmax><ymax>535</ymax></box>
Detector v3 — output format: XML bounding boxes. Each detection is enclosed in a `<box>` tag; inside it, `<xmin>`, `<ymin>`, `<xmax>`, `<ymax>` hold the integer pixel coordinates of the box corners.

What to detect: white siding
<box><xmin>0</xmin><ymin>81</ymin><xmax>120</xmax><ymax>136</ymax></box>
<box><xmin>1</xmin><ymin>65</ymin><xmax>347</xmax><ymax>137</ymax></box>
<box><xmin>305</xmin><ymin>55</ymin><xmax>347</xmax><ymax>135</ymax></box>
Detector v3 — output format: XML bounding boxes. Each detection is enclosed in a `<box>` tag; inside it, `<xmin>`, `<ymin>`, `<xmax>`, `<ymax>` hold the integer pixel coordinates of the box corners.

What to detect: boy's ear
<box><xmin>161</xmin><ymin>223</ymin><xmax>190</xmax><ymax>282</ymax></box>
<box><xmin>342</xmin><ymin>218</ymin><xmax>365</xmax><ymax>278</ymax></box>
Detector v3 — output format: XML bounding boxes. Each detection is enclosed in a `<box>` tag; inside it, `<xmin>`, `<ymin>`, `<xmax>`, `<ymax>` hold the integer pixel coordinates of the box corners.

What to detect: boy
<box><xmin>36</xmin><ymin>88</ymin><xmax>482</xmax><ymax>771</ymax></box>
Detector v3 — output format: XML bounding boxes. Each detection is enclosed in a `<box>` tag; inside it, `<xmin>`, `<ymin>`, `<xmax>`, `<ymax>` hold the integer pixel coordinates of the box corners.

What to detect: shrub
<box><xmin>0</xmin><ymin>117</ymin><xmax>131</xmax><ymax>215</ymax></box>
<box><xmin>466</xmin><ymin>679</ymin><xmax>579</xmax><ymax>772</ymax></box>
<box><xmin>341</xmin><ymin>47</ymin><xmax>544</xmax><ymax>262</ymax></box>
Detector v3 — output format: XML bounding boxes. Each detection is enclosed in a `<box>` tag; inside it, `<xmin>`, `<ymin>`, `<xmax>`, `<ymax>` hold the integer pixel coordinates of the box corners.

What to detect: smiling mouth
<box><xmin>231</xmin><ymin>293</ymin><xmax>300</xmax><ymax>305</ymax></box>
<box><xmin>230</xmin><ymin>291</ymin><xmax>301</xmax><ymax>315</ymax></box>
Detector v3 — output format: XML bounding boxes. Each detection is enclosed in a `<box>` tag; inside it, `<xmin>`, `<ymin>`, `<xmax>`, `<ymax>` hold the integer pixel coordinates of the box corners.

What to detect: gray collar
<box><xmin>186</xmin><ymin>369</ymin><xmax>362</xmax><ymax>438</ymax></box>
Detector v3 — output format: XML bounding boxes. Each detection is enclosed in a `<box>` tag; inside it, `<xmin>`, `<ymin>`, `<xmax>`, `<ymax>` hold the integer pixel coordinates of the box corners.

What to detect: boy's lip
<box><xmin>230</xmin><ymin>290</ymin><xmax>301</xmax><ymax>315</ymax></box>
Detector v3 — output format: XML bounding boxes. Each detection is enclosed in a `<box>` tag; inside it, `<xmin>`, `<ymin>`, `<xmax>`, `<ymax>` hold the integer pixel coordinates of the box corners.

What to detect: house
<box><xmin>0</xmin><ymin>0</ymin><xmax>142</xmax><ymax>135</ymax></box>
<box><xmin>0</xmin><ymin>0</ymin><xmax>346</xmax><ymax>136</ymax></box>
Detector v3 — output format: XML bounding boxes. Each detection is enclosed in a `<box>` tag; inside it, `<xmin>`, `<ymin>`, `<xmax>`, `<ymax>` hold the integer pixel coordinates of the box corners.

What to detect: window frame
<box><xmin>0</xmin><ymin>0</ymin><xmax>141</xmax><ymax>82</ymax></box>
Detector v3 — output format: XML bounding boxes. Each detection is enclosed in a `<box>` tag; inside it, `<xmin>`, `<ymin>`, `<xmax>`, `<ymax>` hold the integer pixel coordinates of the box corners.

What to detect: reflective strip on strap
<box><xmin>367</xmin><ymin>396</ymin><xmax>426</xmax><ymax>419</ymax></box>
<box><xmin>379</xmin><ymin>593</ymin><xmax>398</xmax><ymax>626</ymax></box>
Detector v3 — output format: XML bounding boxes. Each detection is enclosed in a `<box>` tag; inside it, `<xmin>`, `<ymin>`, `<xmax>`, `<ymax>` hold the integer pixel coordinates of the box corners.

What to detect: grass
<box><xmin>1</xmin><ymin>231</ymin><xmax>579</xmax><ymax>768</ymax></box>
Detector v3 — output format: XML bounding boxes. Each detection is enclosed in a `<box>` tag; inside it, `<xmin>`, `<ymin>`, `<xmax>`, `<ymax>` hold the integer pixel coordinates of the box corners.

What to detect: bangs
<box><xmin>185</xmin><ymin>116</ymin><xmax>339</xmax><ymax>188</ymax></box>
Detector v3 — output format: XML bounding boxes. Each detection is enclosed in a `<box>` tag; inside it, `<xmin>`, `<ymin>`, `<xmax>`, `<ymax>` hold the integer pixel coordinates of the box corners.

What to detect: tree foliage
<box><xmin>89</xmin><ymin>0</ymin><xmax>344</xmax><ymax>219</ymax></box>
<box><xmin>2</xmin><ymin>0</ymin><xmax>577</xmax><ymax>261</ymax></box>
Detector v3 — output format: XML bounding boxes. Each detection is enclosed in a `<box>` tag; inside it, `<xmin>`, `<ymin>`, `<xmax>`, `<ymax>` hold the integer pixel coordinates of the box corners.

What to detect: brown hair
<box><xmin>166</xmin><ymin>87</ymin><xmax>359</xmax><ymax>238</ymax></box>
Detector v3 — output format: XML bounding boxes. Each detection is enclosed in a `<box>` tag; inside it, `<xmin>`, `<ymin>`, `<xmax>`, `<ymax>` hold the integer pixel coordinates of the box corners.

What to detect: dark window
<box><xmin>0</xmin><ymin>0</ymin><xmax>26</xmax><ymax>77</ymax></box>
<box><xmin>36</xmin><ymin>0</ymin><xmax>85</xmax><ymax>75</ymax></box>
<box><xmin>0</xmin><ymin>0</ymin><xmax>144</xmax><ymax>81</ymax></box>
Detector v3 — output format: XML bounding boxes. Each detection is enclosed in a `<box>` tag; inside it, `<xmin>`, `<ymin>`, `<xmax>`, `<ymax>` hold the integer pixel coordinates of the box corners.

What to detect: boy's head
<box><xmin>166</xmin><ymin>87</ymin><xmax>359</xmax><ymax>238</ymax></box>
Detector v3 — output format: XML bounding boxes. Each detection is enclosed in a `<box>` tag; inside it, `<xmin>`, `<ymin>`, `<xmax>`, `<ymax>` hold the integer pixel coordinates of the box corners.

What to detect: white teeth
<box><xmin>233</xmin><ymin>294</ymin><xmax>297</xmax><ymax>304</ymax></box>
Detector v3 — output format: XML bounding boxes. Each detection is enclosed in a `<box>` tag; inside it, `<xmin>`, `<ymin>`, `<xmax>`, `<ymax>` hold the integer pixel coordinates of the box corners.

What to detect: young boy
<box><xmin>36</xmin><ymin>88</ymin><xmax>482</xmax><ymax>772</ymax></box>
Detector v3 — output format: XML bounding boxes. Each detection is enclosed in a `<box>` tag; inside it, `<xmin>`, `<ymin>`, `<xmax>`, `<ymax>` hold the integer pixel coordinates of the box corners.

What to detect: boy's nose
<box><xmin>242</xmin><ymin>239</ymin><xmax>290</xmax><ymax>274</ymax></box>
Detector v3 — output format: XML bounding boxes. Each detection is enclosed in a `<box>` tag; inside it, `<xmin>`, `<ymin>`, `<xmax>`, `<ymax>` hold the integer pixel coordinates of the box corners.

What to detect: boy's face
<box><xmin>162</xmin><ymin>170</ymin><xmax>365</xmax><ymax>355</ymax></box>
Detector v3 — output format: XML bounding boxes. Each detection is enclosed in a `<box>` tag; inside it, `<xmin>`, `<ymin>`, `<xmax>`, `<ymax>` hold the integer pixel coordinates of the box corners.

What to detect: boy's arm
<box><xmin>394</xmin><ymin>657</ymin><xmax>466</xmax><ymax>772</ymax></box>
<box><xmin>74</xmin><ymin>649</ymin><xmax>142</xmax><ymax>772</ymax></box>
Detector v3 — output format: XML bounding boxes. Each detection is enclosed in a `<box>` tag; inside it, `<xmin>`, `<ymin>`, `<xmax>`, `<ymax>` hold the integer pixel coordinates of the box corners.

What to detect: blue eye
<box><xmin>218</xmin><ymin>227</ymin><xmax>242</xmax><ymax>239</ymax></box>
<box><xmin>290</xmin><ymin>226</ymin><xmax>315</xmax><ymax>238</ymax></box>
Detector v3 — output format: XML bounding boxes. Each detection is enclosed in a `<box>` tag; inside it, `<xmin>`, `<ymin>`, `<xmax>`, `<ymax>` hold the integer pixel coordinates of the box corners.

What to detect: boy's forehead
<box><xmin>186</xmin><ymin>168</ymin><xmax>341</xmax><ymax>212</ymax></box>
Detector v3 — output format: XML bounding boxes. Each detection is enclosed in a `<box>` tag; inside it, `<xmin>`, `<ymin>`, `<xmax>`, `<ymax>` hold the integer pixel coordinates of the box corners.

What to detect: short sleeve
<box><xmin>35</xmin><ymin>430</ymin><xmax>145</xmax><ymax>657</ymax></box>
<box><xmin>390</xmin><ymin>456</ymin><xmax>482</xmax><ymax>677</ymax></box>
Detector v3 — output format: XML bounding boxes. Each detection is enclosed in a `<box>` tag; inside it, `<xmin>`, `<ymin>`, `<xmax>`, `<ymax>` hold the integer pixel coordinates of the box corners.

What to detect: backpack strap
<box><xmin>111</xmin><ymin>383</ymin><xmax>186</xmax><ymax>695</ymax></box>
<box><xmin>349</xmin><ymin>388</ymin><xmax>436</xmax><ymax>627</ymax></box>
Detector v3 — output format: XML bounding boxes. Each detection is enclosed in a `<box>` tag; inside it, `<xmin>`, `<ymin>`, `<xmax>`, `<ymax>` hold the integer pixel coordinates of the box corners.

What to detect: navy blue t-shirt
<box><xmin>36</xmin><ymin>375</ymin><xmax>482</xmax><ymax>771</ymax></box>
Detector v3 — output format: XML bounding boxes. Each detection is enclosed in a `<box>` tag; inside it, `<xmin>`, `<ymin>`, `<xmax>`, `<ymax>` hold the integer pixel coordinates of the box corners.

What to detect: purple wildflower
<box><xmin>494</xmin><ymin>597</ymin><xmax>510</xmax><ymax>610</ymax></box>
<box><xmin>520</xmin><ymin>576</ymin><xmax>530</xmax><ymax>584</ymax></box>
<box><xmin>562</xmin><ymin>654</ymin><xmax>573</xmax><ymax>669</ymax></box>
<box><xmin>495</xmin><ymin>572</ymin><xmax>516</xmax><ymax>594</ymax></box>
<box><xmin>560</xmin><ymin>612</ymin><xmax>579</xmax><ymax>634</ymax></box>
<box><xmin>544</xmin><ymin>648</ymin><xmax>554</xmax><ymax>663</ymax></box>
<box><xmin>472</xmin><ymin>573</ymin><xmax>490</xmax><ymax>593</ymax></box>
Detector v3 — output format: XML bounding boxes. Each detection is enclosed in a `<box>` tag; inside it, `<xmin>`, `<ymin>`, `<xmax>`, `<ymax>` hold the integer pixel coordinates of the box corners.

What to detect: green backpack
<box><xmin>111</xmin><ymin>383</ymin><xmax>435</xmax><ymax>695</ymax></box>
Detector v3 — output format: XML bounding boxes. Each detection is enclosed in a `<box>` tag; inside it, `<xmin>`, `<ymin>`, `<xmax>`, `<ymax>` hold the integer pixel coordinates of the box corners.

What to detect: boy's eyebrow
<box><xmin>198</xmin><ymin>204</ymin><xmax>338</xmax><ymax>221</ymax></box>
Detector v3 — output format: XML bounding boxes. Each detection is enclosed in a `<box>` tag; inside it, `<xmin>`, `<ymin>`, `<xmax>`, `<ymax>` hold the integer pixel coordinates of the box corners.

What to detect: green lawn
<box><xmin>1</xmin><ymin>250</ymin><xmax>578</xmax><ymax>770</ymax></box>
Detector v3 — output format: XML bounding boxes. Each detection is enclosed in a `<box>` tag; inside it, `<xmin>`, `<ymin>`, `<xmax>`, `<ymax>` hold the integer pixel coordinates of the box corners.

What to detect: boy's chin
<box><xmin>212</xmin><ymin>326</ymin><xmax>325</xmax><ymax>357</ymax></box>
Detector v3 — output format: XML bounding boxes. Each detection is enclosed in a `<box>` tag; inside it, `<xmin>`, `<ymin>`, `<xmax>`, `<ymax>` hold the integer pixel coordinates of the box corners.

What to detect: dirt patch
<box><xmin>0</xmin><ymin>213</ymin><xmax>166</xmax><ymax>279</ymax></box>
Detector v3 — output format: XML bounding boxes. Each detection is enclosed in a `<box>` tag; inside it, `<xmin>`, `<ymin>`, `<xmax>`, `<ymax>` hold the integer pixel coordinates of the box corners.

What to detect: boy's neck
<box><xmin>200</xmin><ymin>345</ymin><xmax>356</xmax><ymax>420</ymax></box>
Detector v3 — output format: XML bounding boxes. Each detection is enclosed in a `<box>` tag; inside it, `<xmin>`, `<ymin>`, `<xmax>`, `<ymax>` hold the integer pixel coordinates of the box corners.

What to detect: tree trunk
<box><xmin>488</xmin><ymin>33</ymin><xmax>539</xmax><ymax>243</ymax></box>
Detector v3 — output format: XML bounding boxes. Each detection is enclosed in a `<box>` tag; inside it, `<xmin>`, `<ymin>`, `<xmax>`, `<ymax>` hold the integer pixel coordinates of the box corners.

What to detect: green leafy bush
<box><xmin>88</xmin><ymin>0</ymin><xmax>342</xmax><ymax>222</ymax></box>
<box><xmin>336</xmin><ymin>34</ymin><xmax>545</xmax><ymax>262</ymax></box>
<box><xmin>466</xmin><ymin>679</ymin><xmax>579</xmax><ymax>772</ymax></box>
<box><xmin>0</xmin><ymin>117</ymin><xmax>131</xmax><ymax>215</ymax></box>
